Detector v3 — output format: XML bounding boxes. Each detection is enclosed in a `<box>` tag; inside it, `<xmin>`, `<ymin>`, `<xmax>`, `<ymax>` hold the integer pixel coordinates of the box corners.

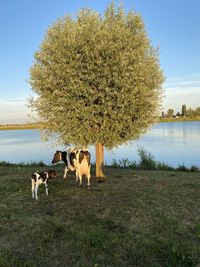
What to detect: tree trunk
<box><xmin>95</xmin><ymin>142</ymin><xmax>105</xmax><ymax>180</ymax></box>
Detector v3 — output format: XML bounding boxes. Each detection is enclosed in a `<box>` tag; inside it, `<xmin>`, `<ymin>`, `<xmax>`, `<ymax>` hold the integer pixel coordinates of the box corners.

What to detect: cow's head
<box><xmin>48</xmin><ymin>169</ymin><xmax>57</xmax><ymax>178</ymax></box>
<box><xmin>52</xmin><ymin>151</ymin><xmax>62</xmax><ymax>164</ymax></box>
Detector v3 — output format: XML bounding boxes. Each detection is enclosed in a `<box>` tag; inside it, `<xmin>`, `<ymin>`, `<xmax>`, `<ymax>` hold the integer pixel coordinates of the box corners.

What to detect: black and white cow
<box><xmin>52</xmin><ymin>148</ymin><xmax>91</xmax><ymax>187</ymax></box>
<box><xmin>31</xmin><ymin>170</ymin><xmax>57</xmax><ymax>200</ymax></box>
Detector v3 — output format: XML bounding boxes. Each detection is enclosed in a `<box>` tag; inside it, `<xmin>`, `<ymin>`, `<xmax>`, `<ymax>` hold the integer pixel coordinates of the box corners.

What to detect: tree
<box><xmin>195</xmin><ymin>107</ymin><xmax>200</xmax><ymax>116</ymax></box>
<box><xmin>182</xmin><ymin>104</ymin><xmax>187</xmax><ymax>116</ymax></box>
<box><xmin>28</xmin><ymin>3</ymin><xmax>164</xmax><ymax>178</ymax></box>
<box><xmin>167</xmin><ymin>109</ymin><xmax>174</xmax><ymax>118</ymax></box>
<box><xmin>186</xmin><ymin>108</ymin><xmax>195</xmax><ymax>118</ymax></box>
<box><xmin>161</xmin><ymin>111</ymin><xmax>165</xmax><ymax>118</ymax></box>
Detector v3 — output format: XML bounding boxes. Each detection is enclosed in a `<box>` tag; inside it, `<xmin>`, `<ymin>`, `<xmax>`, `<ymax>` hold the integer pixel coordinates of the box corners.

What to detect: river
<box><xmin>0</xmin><ymin>121</ymin><xmax>199</xmax><ymax>167</ymax></box>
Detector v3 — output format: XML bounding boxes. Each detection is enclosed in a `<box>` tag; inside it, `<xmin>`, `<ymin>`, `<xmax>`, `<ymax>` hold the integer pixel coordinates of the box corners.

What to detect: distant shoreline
<box><xmin>0</xmin><ymin>117</ymin><xmax>200</xmax><ymax>131</ymax></box>
<box><xmin>0</xmin><ymin>123</ymin><xmax>40</xmax><ymax>130</ymax></box>
<box><xmin>159</xmin><ymin>117</ymin><xmax>200</xmax><ymax>123</ymax></box>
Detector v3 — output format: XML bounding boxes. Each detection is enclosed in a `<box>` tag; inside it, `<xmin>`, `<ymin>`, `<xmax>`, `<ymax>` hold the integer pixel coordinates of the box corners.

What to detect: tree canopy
<box><xmin>29</xmin><ymin>3</ymin><xmax>164</xmax><ymax>149</ymax></box>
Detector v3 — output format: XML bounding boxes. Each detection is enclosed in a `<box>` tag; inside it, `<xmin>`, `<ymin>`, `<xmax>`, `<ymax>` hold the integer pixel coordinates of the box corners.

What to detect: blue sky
<box><xmin>0</xmin><ymin>0</ymin><xmax>200</xmax><ymax>123</ymax></box>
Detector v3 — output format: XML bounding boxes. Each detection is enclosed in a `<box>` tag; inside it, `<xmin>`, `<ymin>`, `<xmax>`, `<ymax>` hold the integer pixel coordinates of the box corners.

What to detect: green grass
<box><xmin>0</xmin><ymin>165</ymin><xmax>200</xmax><ymax>266</ymax></box>
<box><xmin>0</xmin><ymin>161</ymin><xmax>47</xmax><ymax>167</ymax></box>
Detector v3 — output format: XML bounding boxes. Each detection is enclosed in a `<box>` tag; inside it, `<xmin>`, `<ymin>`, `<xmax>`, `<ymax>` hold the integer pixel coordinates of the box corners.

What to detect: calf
<box><xmin>31</xmin><ymin>170</ymin><xmax>56</xmax><ymax>200</ymax></box>
<box><xmin>52</xmin><ymin>147</ymin><xmax>91</xmax><ymax>187</ymax></box>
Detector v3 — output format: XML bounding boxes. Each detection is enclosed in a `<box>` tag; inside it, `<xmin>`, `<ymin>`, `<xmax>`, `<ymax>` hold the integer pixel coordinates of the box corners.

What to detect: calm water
<box><xmin>0</xmin><ymin>121</ymin><xmax>200</xmax><ymax>167</ymax></box>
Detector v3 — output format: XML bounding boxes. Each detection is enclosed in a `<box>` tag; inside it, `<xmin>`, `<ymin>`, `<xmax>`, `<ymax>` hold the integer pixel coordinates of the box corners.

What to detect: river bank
<box><xmin>0</xmin><ymin>123</ymin><xmax>40</xmax><ymax>130</ymax></box>
<box><xmin>1</xmin><ymin>117</ymin><xmax>200</xmax><ymax>130</ymax></box>
<box><xmin>159</xmin><ymin>116</ymin><xmax>200</xmax><ymax>123</ymax></box>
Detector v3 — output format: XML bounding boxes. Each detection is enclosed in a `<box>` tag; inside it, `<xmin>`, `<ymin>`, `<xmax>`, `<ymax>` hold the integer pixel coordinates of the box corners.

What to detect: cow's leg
<box><xmin>79</xmin><ymin>173</ymin><xmax>83</xmax><ymax>186</ymax></box>
<box><xmin>76</xmin><ymin>167</ymin><xmax>82</xmax><ymax>186</ymax></box>
<box><xmin>76</xmin><ymin>168</ymin><xmax>82</xmax><ymax>185</ymax></box>
<box><xmin>75</xmin><ymin>168</ymin><xmax>79</xmax><ymax>183</ymax></box>
<box><xmin>31</xmin><ymin>181</ymin><xmax>35</xmax><ymax>199</ymax></box>
<box><xmin>76</xmin><ymin>171</ymin><xmax>79</xmax><ymax>183</ymax></box>
<box><xmin>45</xmin><ymin>182</ymin><xmax>48</xmax><ymax>196</ymax></box>
<box><xmin>34</xmin><ymin>184</ymin><xmax>39</xmax><ymax>200</ymax></box>
<box><xmin>63</xmin><ymin>166</ymin><xmax>69</xmax><ymax>179</ymax></box>
<box><xmin>86</xmin><ymin>166</ymin><xmax>91</xmax><ymax>188</ymax></box>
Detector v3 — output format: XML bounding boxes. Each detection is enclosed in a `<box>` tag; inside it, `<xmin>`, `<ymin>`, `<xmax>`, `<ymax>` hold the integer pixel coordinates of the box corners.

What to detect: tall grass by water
<box><xmin>111</xmin><ymin>148</ymin><xmax>199</xmax><ymax>172</ymax></box>
<box><xmin>0</xmin><ymin>148</ymin><xmax>199</xmax><ymax>172</ymax></box>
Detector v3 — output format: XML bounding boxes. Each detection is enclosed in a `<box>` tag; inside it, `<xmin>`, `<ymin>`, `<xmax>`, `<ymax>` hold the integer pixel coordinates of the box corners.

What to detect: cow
<box><xmin>52</xmin><ymin>147</ymin><xmax>91</xmax><ymax>187</ymax></box>
<box><xmin>31</xmin><ymin>170</ymin><xmax>57</xmax><ymax>200</ymax></box>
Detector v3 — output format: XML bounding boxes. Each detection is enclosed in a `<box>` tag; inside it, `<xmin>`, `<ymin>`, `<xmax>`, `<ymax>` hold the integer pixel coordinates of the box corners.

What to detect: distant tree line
<box><xmin>161</xmin><ymin>105</ymin><xmax>200</xmax><ymax>118</ymax></box>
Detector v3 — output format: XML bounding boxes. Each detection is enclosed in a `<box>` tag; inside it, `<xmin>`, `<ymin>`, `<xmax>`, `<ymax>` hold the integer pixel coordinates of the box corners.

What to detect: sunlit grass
<box><xmin>0</xmin><ymin>123</ymin><xmax>40</xmax><ymax>130</ymax></box>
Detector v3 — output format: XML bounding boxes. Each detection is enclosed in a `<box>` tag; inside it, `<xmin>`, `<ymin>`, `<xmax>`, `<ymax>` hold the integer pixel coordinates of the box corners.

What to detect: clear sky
<box><xmin>0</xmin><ymin>0</ymin><xmax>200</xmax><ymax>123</ymax></box>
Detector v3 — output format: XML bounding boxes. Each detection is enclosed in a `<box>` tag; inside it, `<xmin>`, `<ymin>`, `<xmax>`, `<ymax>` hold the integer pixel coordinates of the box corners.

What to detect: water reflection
<box><xmin>0</xmin><ymin>122</ymin><xmax>199</xmax><ymax>167</ymax></box>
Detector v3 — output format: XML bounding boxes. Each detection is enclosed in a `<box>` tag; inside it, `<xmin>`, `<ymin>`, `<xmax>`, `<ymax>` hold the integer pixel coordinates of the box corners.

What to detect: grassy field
<box><xmin>0</xmin><ymin>164</ymin><xmax>200</xmax><ymax>267</ymax></box>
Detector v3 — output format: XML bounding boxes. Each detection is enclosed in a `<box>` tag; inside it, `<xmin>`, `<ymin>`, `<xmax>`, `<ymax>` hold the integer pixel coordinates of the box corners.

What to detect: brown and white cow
<box><xmin>31</xmin><ymin>170</ymin><xmax>57</xmax><ymax>200</ymax></box>
<box><xmin>52</xmin><ymin>148</ymin><xmax>91</xmax><ymax>187</ymax></box>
